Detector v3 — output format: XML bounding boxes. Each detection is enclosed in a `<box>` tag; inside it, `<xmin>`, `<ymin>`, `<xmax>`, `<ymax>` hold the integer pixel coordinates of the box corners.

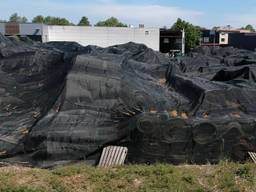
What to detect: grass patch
<box><xmin>0</xmin><ymin>162</ymin><xmax>255</xmax><ymax>192</ymax></box>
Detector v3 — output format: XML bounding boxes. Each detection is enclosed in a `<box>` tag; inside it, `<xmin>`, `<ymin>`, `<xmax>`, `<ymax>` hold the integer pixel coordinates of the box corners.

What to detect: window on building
<box><xmin>221</xmin><ymin>38</ymin><xmax>226</xmax><ymax>42</ymax></box>
<box><xmin>163</xmin><ymin>38</ymin><xmax>169</xmax><ymax>44</ymax></box>
<box><xmin>203</xmin><ymin>37</ymin><xmax>209</xmax><ymax>43</ymax></box>
<box><xmin>175</xmin><ymin>39</ymin><xmax>182</xmax><ymax>44</ymax></box>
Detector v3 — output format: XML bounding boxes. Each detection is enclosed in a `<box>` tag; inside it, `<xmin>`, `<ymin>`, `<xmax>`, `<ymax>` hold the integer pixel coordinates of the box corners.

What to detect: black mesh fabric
<box><xmin>0</xmin><ymin>33</ymin><xmax>255</xmax><ymax>167</ymax></box>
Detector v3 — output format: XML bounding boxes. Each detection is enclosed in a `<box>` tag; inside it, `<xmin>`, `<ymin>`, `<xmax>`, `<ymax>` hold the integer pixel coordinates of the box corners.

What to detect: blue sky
<box><xmin>1</xmin><ymin>0</ymin><xmax>256</xmax><ymax>28</ymax></box>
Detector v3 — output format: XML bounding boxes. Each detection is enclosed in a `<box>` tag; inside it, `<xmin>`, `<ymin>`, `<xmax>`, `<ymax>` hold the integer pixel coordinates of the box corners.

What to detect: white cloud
<box><xmin>84</xmin><ymin>4</ymin><xmax>203</xmax><ymax>27</ymax></box>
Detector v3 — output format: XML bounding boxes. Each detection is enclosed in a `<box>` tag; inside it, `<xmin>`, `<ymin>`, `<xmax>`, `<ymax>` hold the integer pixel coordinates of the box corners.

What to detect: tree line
<box><xmin>3</xmin><ymin>13</ymin><xmax>127</xmax><ymax>27</ymax></box>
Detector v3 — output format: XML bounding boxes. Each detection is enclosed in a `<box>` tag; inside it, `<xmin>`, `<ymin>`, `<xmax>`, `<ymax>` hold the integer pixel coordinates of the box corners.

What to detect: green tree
<box><xmin>44</xmin><ymin>16</ymin><xmax>71</xmax><ymax>25</ymax></box>
<box><xmin>242</xmin><ymin>24</ymin><xmax>255</xmax><ymax>32</ymax></box>
<box><xmin>9</xmin><ymin>13</ymin><xmax>28</xmax><ymax>23</ymax></box>
<box><xmin>95</xmin><ymin>17</ymin><xmax>127</xmax><ymax>27</ymax></box>
<box><xmin>32</xmin><ymin>15</ymin><xmax>45</xmax><ymax>23</ymax></box>
<box><xmin>78</xmin><ymin>16</ymin><xmax>90</xmax><ymax>26</ymax></box>
<box><xmin>171</xmin><ymin>18</ymin><xmax>201</xmax><ymax>51</ymax></box>
<box><xmin>32</xmin><ymin>15</ymin><xmax>73</xmax><ymax>25</ymax></box>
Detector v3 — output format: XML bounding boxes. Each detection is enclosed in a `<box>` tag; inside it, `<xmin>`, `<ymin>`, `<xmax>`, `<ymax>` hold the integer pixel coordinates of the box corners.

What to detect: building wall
<box><xmin>44</xmin><ymin>26</ymin><xmax>160</xmax><ymax>51</ymax></box>
<box><xmin>0</xmin><ymin>23</ymin><xmax>5</xmax><ymax>34</ymax></box>
<box><xmin>42</xmin><ymin>25</ymin><xmax>49</xmax><ymax>42</ymax></box>
<box><xmin>0</xmin><ymin>23</ymin><xmax>43</xmax><ymax>36</ymax></box>
<box><xmin>19</xmin><ymin>24</ymin><xmax>43</xmax><ymax>36</ymax></box>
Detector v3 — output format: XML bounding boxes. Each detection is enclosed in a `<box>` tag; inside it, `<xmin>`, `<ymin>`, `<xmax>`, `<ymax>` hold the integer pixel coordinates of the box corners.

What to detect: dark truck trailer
<box><xmin>160</xmin><ymin>29</ymin><xmax>183</xmax><ymax>54</ymax></box>
<box><xmin>229</xmin><ymin>33</ymin><xmax>256</xmax><ymax>51</ymax></box>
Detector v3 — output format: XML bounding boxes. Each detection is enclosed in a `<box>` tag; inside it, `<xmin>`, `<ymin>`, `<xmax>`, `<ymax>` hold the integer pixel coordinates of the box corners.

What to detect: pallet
<box><xmin>248</xmin><ymin>152</ymin><xmax>256</xmax><ymax>163</ymax></box>
<box><xmin>98</xmin><ymin>146</ymin><xmax>128</xmax><ymax>168</ymax></box>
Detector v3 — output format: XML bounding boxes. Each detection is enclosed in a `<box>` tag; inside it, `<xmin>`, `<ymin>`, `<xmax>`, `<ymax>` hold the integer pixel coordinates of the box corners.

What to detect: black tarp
<box><xmin>0</xmin><ymin>33</ymin><xmax>256</xmax><ymax>167</ymax></box>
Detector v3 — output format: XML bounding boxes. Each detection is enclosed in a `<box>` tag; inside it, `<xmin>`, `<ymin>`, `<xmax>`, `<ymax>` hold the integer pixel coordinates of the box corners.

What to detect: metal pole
<box><xmin>213</xmin><ymin>30</ymin><xmax>216</xmax><ymax>48</ymax></box>
<box><xmin>181</xmin><ymin>29</ymin><xmax>185</xmax><ymax>55</ymax></box>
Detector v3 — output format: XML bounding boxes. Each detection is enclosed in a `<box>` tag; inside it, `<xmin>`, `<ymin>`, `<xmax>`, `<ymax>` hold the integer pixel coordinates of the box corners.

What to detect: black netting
<box><xmin>0</xmin><ymin>33</ymin><xmax>255</xmax><ymax>167</ymax></box>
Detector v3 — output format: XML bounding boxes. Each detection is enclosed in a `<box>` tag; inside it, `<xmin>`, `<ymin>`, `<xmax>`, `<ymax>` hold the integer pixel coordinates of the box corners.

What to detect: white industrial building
<box><xmin>44</xmin><ymin>26</ymin><xmax>160</xmax><ymax>50</ymax></box>
<box><xmin>0</xmin><ymin>23</ymin><xmax>185</xmax><ymax>54</ymax></box>
<box><xmin>0</xmin><ymin>23</ymin><xmax>160</xmax><ymax>51</ymax></box>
